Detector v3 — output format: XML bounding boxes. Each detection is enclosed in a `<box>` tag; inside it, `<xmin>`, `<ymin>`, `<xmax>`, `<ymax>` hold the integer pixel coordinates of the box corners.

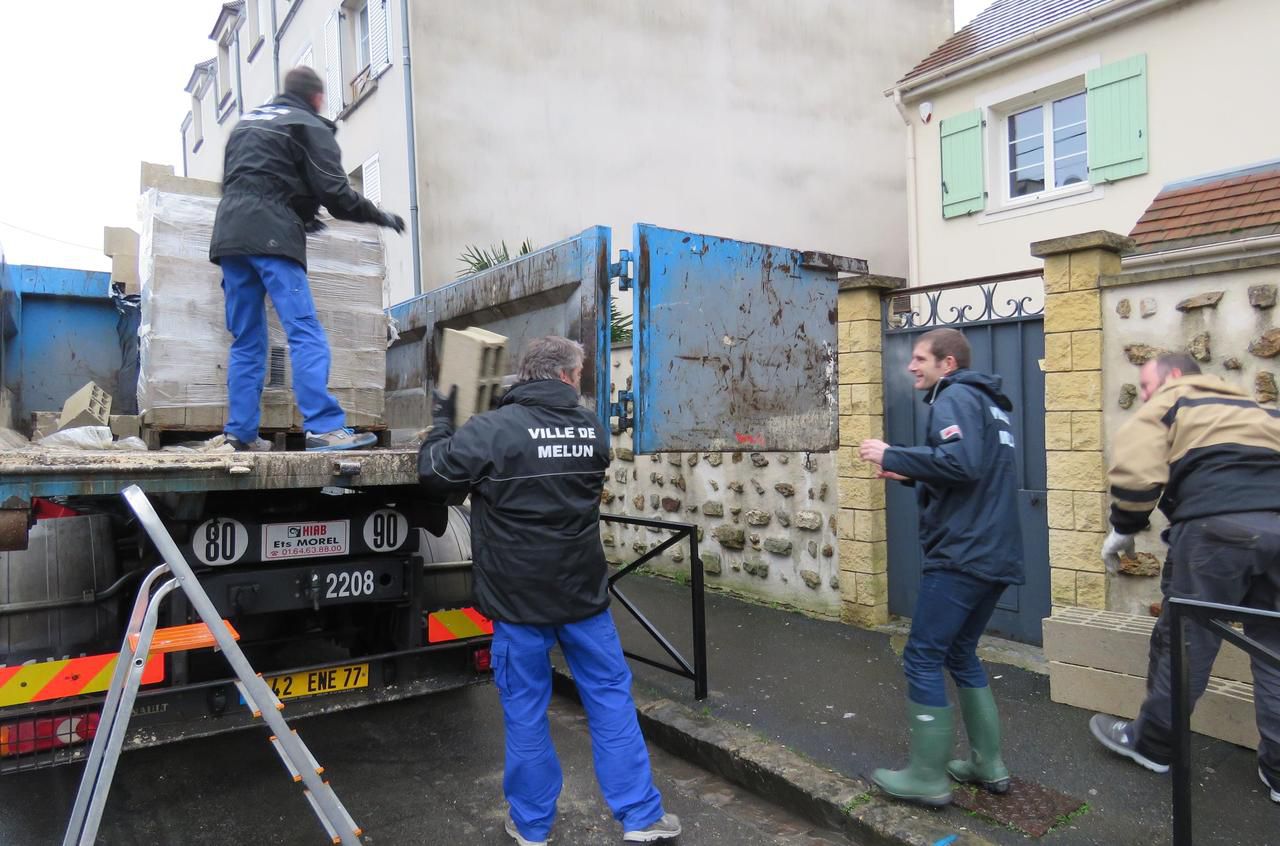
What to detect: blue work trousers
<box><xmin>902</xmin><ymin>569</ymin><xmax>1007</xmax><ymax>707</ymax></box>
<box><xmin>220</xmin><ymin>255</ymin><xmax>345</xmax><ymax>441</ymax></box>
<box><xmin>492</xmin><ymin>610</ymin><xmax>665</xmax><ymax>842</ymax></box>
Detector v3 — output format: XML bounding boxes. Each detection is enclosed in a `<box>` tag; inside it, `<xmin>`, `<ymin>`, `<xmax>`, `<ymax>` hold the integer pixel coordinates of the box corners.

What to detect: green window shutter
<box><xmin>1087</xmin><ymin>54</ymin><xmax>1148</xmax><ymax>183</ymax></box>
<box><xmin>940</xmin><ymin>109</ymin><xmax>985</xmax><ymax>218</ymax></box>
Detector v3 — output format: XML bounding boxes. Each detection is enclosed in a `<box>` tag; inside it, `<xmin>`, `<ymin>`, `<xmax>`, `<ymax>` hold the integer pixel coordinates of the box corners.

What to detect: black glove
<box><xmin>304</xmin><ymin>219</ymin><xmax>328</xmax><ymax>234</ymax></box>
<box><xmin>431</xmin><ymin>385</ymin><xmax>458</xmax><ymax>429</ymax></box>
<box><xmin>377</xmin><ymin>211</ymin><xmax>406</xmax><ymax>234</ymax></box>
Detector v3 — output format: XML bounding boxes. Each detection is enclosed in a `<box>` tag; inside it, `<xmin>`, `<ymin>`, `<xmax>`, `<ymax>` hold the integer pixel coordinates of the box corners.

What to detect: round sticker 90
<box><xmin>363</xmin><ymin>509</ymin><xmax>408</xmax><ymax>551</ymax></box>
<box><xmin>193</xmin><ymin>518</ymin><xmax>249</xmax><ymax>565</ymax></box>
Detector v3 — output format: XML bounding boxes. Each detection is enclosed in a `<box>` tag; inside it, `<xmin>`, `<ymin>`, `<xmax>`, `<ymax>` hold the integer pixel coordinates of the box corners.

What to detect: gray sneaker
<box><xmin>225</xmin><ymin>434</ymin><xmax>272</xmax><ymax>452</ymax></box>
<box><xmin>1089</xmin><ymin>714</ymin><xmax>1169</xmax><ymax>774</ymax></box>
<box><xmin>1262</xmin><ymin>767</ymin><xmax>1280</xmax><ymax>804</ymax></box>
<box><xmin>623</xmin><ymin>813</ymin><xmax>681</xmax><ymax>842</ymax></box>
<box><xmin>305</xmin><ymin>427</ymin><xmax>377</xmax><ymax>452</ymax></box>
<box><xmin>504</xmin><ymin>813</ymin><xmax>546</xmax><ymax>846</ymax></box>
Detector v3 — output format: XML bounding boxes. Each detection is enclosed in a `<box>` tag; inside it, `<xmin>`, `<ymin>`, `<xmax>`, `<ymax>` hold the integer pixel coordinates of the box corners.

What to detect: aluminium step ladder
<box><xmin>63</xmin><ymin>484</ymin><xmax>363</xmax><ymax>846</ymax></box>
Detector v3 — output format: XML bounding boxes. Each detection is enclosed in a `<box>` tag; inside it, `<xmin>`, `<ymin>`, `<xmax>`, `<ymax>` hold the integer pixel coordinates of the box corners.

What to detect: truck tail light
<box><xmin>0</xmin><ymin>712</ymin><xmax>99</xmax><ymax>758</ymax></box>
<box><xmin>472</xmin><ymin>648</ymin><xmax>492</xmax><ymax>673</ymax></box>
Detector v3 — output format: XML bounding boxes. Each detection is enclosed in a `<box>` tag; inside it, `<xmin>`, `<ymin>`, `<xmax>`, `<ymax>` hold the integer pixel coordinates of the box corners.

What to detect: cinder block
<box><xmin>58</xmin><ymin>382</ymin><xmax>111</xmax><ymax>431</ymax></box>
<box><xmin>109</xmin><ymin>415</ymin><xmax>141</xmax><ymax>440</ymax></box>
<box><xmin>30</xmin><ymin>410</ymin><xmax>61</xmax><ymax>440</ymax></box>
<box><xmin>140</xmin><ymin>161</ymin><xmax>221</xmax><ymax>197</ymax></box>
<box><xmin>440</xmin><ymin>327</ymin><xmax>509</xmax><ymax>426</ymax></box>
<box><xmin>1044</xmin><ymin>607</ymin><xmax>1253</xmax><ymax>683</ymax></box>
<box><xmin>111</xmin><ymin>253</ymin><xmax>140</xmax><ymax>294</ymax></box>
<box><xmin>1048</xmin><ymin>661</ymin><xmax>1259</xmax><ymax>750</ymax></box>
<box><xmin>103</xmin><ymin>226</ymin><xmax>139</xmax><ymax>257</ymax></box>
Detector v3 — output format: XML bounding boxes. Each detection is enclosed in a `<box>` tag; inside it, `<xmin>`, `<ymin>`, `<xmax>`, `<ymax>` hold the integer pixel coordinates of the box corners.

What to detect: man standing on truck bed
<box><xmin>417</xmin><ymin>336</ymin><xmax>682</xmax><ymax>845</ymax></box>
<box><xmin>209</xmin><ymin>66</ymin><xmax>405</xmax><ymax>452</ymax></box>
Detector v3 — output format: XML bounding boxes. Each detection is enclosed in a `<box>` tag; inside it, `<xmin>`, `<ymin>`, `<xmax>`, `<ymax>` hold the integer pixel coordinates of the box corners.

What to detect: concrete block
<box><xmin>1047</xmin><ymin>490</ymin><xmax>1075</xmax><ymax>530</ymax></box>
<box><xmin>1070</xmin><ymin>412</ymin><xmax>1103</xmax><ymax>451</ymax></box>
<box><xmin>1047</xmin><ymin>450</ymin><xmax>1105</xmax><ymax>492</ymax></box>
<box><xmin>1043</xmin><ymin>255</ymin><xmax>1071</xmax><ymax>294</ymax></box>
<box><xmin>853</xmin><ymin>509</ymin><xmax>886</xmax><ymax>542</ymax></box>
<box><xmin>1071</xmin><ymin>330</ymin><xmax>1103</xmax><ymax>370</ymax></box>
<box><xmin>440</xmin><ymin>327</ymin><xmax>509</xmax><ymax>426</ymax></box>
<box><xmin>838</xmin><ymin>319</ymin><xmax>880</xmax><ymax>354</ymax></box>
<box><xmin>843</xmin><ymin>383</ymin><xmax>884</xmax><ymax>416</ymax></box>
<box><xmin>1044</xmin><ymin>290</ymin><xmax>1101</xmax><ymax>334</ymax></box>
<box><xmin>103</xmin><ymin>226</ymin><xmax>139</xmax><ymax>257</ymax></box>
<box><xmin>841</xmin><ymin>599</ymin><xmax>889</xmax><ymax>628</ymax></box>
<box><xmin>1043</xmin><ymin>333</ymin><xmax>1072</xmax><ymax>371</ymax></box>
<box><xmin>1072</xmin><ymin>490</ymin><xmax>1108</xmax><ymax>532</ymax></box>
<box><xmin>838</xmin><ymin>539</ymin><xmax>887</xmax><ymax>575</ymax></box>
<box><xmin>30</xmin><ymin>410</ymin><xmax>61</xmax><ymax>440</ymax></box>
<box><xmin>1048</xmin><ymin>661</ymin><xmax>1259</xmax><ymax>749</ymax></box>
<box><xmin>1049</xmin><ymin>528</ymin><xmax>1105</xmax><ymax>572</ymax></box>
<box><xmin>838</xmin><ymin>352</ymin><xmax>879</xmax><ymax>385</ymax></box>
<box><xmin>140</xmin><ymin>161</ymin><xmax>221</xmax><ymax>197</ymax></box>
<box><xmin>1051</xmin><ymin>567</ymin><xmax>1077</xmax><ymax>606</ymax></box>
<box><xmin>58</xmin><ymin>382</ymin><xmax>111</xmax><ymax>431</ymax></box>
<box><xmin>111</xmin><ymin>253</ymin><xmax>140</xmax><ymax>293</ymax></box>
<box><xmin>838</xmin><ymin>478</ymin><xmax>885</xmax><ymax>511</ymax></box>
<box><xmin>854</xmin><ymin>572</ymin><xmax>888</xmax><ymax>606</ymax></box>
<box><xmin>1044</xmin><ymin>607</ymin><xmax>1253</xmax><ymax>683</ymax></box>
<box><xmin>109</xmin><ymin>415</ymin><xmax>141</xmax><ymax>440</ymax></box>
<box><xmin>1044</xmin><ymin>412</ymin><xmax>1072</xmax><ymax>450</ymax></box>
<box><xmin>838</xmin><ymin>413</ymin><xmax>882</xmax><ymax>445</ymax></box>
<box><xmin>837</xmin><ymin>288</ymin><xmax>880</xmax><ymax>319</ymax></box>
<box><xmin>1045</xmin><ymin>370</ymin><xmax>1102</xmax><ymax>411</ymax></box>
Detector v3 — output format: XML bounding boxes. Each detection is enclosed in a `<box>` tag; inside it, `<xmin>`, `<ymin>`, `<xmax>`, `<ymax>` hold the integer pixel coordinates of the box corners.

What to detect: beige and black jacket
<box><xmin>1108</xmin><ymin>375</ymin><xmax>1280</xmax><ymax>535</ymax></box>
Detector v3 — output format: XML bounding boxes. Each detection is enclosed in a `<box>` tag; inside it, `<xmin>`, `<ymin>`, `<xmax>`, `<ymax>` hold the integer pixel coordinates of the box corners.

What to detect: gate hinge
<box><xmin>610</xmin><ymin>250</ymin><xmax>633</xmax><ymax>291</ymax></box>
<box><xmin>610</xmin><ymin>390</ymin><xmax>634</xmax><ymax>435</ymax></box>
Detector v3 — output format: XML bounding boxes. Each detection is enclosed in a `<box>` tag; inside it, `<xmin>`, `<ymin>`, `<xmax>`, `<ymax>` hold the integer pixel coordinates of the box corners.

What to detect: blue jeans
<box><xmin>220</xmin><ymin>255</ymin><xmax>346</xmax><ymax>441</ymax></box>
<box><xmin>492</xmin><ymin>610</ymin><xmax>665</xmax><ymax>842</ymax></box>
<box><xmin>902</xmin><ymin>569</ymin><xmax>1006</xmax><ymax>707</ymax></box>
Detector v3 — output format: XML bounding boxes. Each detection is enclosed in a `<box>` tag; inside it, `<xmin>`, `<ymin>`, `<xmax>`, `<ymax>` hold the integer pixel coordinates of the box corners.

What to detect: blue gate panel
<box><xmin>632</xmin><ymin>224</ymin><xmax>846</xmax><ymax>454</ymax></box>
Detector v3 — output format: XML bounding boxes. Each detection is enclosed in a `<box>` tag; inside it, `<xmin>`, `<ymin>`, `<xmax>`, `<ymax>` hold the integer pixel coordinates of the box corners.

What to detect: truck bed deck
<box><xmin>0</xmin><ymin>448</ymin><xmax>421</xmax><ymax>506</ymax></box>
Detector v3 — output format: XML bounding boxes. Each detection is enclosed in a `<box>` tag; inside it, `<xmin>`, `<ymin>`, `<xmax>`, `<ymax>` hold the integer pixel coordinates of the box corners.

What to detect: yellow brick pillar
<box><xmin>835</xmin><ymin>276</ymin><xmax>901</xmax><ymax>627</ymax></box>
<box><xmin>1030</xmin><ymin>232</ymin><xmax>1134</xmax><ymax>610</ymax></box>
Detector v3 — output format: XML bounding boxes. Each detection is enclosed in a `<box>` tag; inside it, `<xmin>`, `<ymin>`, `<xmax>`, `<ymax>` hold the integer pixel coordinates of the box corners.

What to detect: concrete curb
<box><xmin>552</xmin><ymin>670</ymin><xmax>996</xmax><ymax>846</ymax></box>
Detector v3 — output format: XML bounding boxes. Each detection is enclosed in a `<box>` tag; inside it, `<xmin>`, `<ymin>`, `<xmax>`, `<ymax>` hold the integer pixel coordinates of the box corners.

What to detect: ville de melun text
<box><xmin>529</xmin><ymin>426</ymin><xmax>597</xmax><ymax>459</ymax></box>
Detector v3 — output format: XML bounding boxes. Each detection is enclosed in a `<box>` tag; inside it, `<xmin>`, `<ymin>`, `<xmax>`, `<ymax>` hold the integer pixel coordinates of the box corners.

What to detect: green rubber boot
<box><xmin>947</xmin><ymin>685</ymin><xmax>1011</xmax><ymax>794</ymax></box>
<box><xmin>872</xmin><ymin>702</ymin><xmax>954</xmax><ymax>807</ymax></box>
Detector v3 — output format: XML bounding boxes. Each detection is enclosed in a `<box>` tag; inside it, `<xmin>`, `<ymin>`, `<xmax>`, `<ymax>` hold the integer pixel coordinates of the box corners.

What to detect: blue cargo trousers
<box><xmin>219</xmin><ymin>255</ymin><xmax>346</xmax><ymax>442</ymax></box>
<box><xmin>492</xmin><ymin>609</ymin><xmax>665</xmax><ymax>842</ymax></box>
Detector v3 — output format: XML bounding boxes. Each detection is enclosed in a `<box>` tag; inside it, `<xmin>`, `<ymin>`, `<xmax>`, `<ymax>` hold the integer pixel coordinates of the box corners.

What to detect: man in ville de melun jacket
<box><xmin>1089</xmin><ymin>353</ymin><xmax>1280</xmax><ymax>806</ymax></box>
<box><xmin>417</xmin><ymin>336</ymin><xmax>681</xmax><ymax>845</ymax></box>
<box><xmin>859</xmin><ymin>328</ymin><xmax>1025</xmax><ymax>807</ymax></box>
<box><xmin>209</xmin><ymin>66</ymin><xmax>405</xmax><ymax>452</ymax></box>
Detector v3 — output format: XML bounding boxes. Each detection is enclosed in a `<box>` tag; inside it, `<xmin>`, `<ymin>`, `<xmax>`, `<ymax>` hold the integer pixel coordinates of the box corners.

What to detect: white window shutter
<box><xmin>362</xmin><ymin>154</ymin><xmax>381</xmax><ymax>207</ymax></box>
<box><xmin>323</xmin><ymin>11</ymin><xmax>342</xmax><ymax>119</ymax></box>
<box><xmin>297</xmin><ymin>45</ymin><xmax>313</xmax><ymax>69</ymax></box>
<box><xmin>369</xmin><ymin>0</ymin><xmax>390</xmax><ymax>72</ymax></box>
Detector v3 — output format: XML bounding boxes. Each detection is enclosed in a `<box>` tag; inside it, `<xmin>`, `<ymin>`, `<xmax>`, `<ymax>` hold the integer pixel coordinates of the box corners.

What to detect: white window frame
<box><xmin>1000</xmin><ymin>89</ymin><xmax>1087</xmax><ymax>206</ymax></box>
<box><xmin>296</xmin><ymin>44</ymin><xmax>314</xmax><ymax>69</ymax></box>
<box><xmin>355</xmin><ymin>2</ymin><xmax>371</xmax><ymax>72</ymax></box>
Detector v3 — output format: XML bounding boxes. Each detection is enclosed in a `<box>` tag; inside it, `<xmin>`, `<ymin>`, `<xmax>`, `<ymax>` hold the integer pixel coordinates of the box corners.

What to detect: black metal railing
<box><xmin>1169</xmin><ymin>597</ymin><xmax>1280</xmax><ymax>845</ymax></box>
<box><xmin>600</xmin><ymin>514</ymin><xmax>708</xmax><ymax>701</ymax></box>
<box><xmin>883</xmin><ymin>269</ymin><xmax>1044</xmax><ymax>332</ymax></box>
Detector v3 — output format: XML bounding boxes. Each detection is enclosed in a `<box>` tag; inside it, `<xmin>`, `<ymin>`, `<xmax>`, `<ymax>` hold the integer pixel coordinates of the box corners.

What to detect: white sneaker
<box><xmin>504</xmin><ymin>813</ymin><xmax>547</xmax><ymax>846</ymax></box>
<box><xmin>623</xmin><ymin>812</ymin><xmax>682</xmax><ymax>842</ymax></box>
<box><xmin>1262</xmin><ymin>767</ymin><xmax>1280</xmax><ymax>804</ymax></box>
<box><xmin>1088</xmin><ymin>713</ymin><xmax>1170</xmax><ymax>774</ymax></box>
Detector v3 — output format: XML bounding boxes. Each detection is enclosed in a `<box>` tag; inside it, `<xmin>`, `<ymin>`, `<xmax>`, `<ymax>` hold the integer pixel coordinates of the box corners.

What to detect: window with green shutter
<box><xmin>1086</xmin><ymin>54</ymin><xmax>1148</xmax><ymax>183</ymax></box>
<box><xmin>940</xmin><ymin>109</ymin><xmax>985</xmax><ymax>218</ymax></box>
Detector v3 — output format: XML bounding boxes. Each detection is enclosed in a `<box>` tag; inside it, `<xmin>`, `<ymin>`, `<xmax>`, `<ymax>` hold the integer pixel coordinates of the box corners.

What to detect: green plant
<box><xmin>456</xmin><ymin>239</ymin><xmax>534</xmax><ymax>277</ymax></box>
<box><xmin>610</xmin><ymin>295</ymin><xmax>633</xmax><ymax>346</ymax></box>
<box><xmin>842</xmin><ymin>792</ymin><xmax>874</xmax><ymax>813</ymax></box>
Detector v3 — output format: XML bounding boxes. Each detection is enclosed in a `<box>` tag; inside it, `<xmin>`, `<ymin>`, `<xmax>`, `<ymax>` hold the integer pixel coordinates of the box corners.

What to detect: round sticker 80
<box><xmin>193</xmin><ymin>518</ymin><xmax>249</xmax><ymax>565</ymax></box>
<box><xmin>363</xmin><ymin>509</ymin><xmax>408</xmax><ymax>551</ymax></box>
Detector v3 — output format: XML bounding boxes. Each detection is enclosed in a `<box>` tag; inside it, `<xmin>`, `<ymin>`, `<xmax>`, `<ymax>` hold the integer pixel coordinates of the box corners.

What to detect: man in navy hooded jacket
<box><xmin>859</xmin><ymin>328</ymin><xmax>1024</xmax><ymax>807</ymax></box>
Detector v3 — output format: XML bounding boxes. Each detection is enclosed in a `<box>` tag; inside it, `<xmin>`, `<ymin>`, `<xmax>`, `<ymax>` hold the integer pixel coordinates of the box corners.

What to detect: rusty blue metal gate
<box><xmin>881</xmin><ymin>275</ymin><xmax>1049</xmax><ymax>644</ymax></box>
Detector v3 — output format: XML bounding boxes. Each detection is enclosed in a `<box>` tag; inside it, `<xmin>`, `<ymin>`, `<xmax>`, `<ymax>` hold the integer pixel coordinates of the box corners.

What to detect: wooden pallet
<box><xmin>141</xmin><ymin>406</ymin><xmax>388</xmax><ymax>451</ymax></box>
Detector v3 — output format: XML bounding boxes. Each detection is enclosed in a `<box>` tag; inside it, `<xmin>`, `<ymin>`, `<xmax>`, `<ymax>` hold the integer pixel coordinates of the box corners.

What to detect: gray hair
<box><xmin>518</xmin><ymin>336</ymin><xmax>584</xmax><ymax>381</ymax></box>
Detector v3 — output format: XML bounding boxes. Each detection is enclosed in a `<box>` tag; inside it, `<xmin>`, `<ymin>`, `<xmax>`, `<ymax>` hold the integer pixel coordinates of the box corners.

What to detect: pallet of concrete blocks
<box><xmin>136</xmin><ymin>189</ymin><xmax>389</xmax><ymax>434</ymax></box>
<box><xmin>440</xmin><ymin>327</ymin><xmax>509</xmax><ymax>426</ymax></box>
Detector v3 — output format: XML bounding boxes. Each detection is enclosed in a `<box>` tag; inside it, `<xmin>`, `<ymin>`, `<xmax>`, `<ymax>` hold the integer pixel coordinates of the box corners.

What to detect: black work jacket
<box><xmin>209</xmin><ymin>94</ymin><xmax>382</xmax><ymax>268</ymax></box>
<box><xmin>417</xmin><ymin>380</ymin><xmax>611</xmax><ymax>626</ymax></box>
<box><xmin>882</xmin><ymin>370</ymin><xmax>1025</xmax><ymax>585</ymax></box>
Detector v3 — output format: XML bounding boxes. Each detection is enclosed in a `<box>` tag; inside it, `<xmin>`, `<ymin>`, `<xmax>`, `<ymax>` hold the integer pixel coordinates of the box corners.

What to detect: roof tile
<box><xmin>1128</xmin><ymin>161</ymin><xmax>1280</xmax><ymax>253</ymax></box>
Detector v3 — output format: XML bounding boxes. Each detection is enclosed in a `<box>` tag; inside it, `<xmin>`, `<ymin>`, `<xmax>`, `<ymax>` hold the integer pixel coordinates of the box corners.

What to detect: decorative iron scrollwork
<box><xmin>887</xmin><ymin>279</ymin><xmax>1044</xmax><ymax>331</ymax></box>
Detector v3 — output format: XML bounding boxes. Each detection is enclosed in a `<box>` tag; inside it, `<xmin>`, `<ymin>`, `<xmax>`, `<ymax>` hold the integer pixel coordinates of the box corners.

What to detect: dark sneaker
<box><xmin>305</xmin><ymin>427</ymin><xmax>377</xmax><ymax>452</ymax></box>
<box><xmin>504</xmin><ymin>813</ymin><xmax>546</xmax><ymax>846</ymax></box>
<box><xmin>1262</xmin><ymin>767</ymin><xmax>1280</xmax><ymax>804</ymax></box>
<box><xmin>225</xmin><ymin>435</ymin><xmax>272</xmax><ymax>452</ymax></box>
<box><xmin>623</xmin><ymin>813</ymin><xmax>682</xmax><ymax>842</ymax></box>
<box><xmin>1089</xmin><ymin>714</ymin><xmax>1169</xmax><ymax>774</ymax></box>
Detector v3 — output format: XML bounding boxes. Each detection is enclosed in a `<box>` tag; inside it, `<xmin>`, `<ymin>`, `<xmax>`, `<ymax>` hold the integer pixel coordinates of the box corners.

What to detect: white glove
<box><xmin>1101</xmin><ymin>529</ymin><xmax>1135</xmax><ymax>572</ymax></box>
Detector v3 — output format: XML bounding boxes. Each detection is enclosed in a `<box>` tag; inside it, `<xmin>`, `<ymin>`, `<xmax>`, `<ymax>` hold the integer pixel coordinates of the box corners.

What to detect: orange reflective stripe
<box><xmin>31</xmin><ymin>654</ymin><xmax>115</xmax><ymax>702</ymax></box>
<box><xmin>427</xmin><ymin>615</ymin><xmax>454</xmax><ymax>644</ymax></box>
<box><xmin>460</xmin><ymin>608</ymin><xmax>494</xmax><ymax>634</ymax></box>
<box><xmin>427</xmin><ymin>608</ymin><xmax>494</xmax><ymax>643</ymax></box>
<box><xmin>0</xmin><ymin>654</ymin><xmax>166</xmax><ymax>707</ymax></box>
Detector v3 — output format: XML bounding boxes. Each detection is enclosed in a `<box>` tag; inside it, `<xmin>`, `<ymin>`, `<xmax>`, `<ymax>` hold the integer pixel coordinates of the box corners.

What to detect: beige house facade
<box><xmin>889</xmin><ymin>0</ymin><xmax>1280</xmax><ymax>288</ymax></box>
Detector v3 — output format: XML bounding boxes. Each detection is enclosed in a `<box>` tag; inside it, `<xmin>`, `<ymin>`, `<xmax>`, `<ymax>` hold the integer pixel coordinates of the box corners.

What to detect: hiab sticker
<box><xmin>939</xmin><ymin>424</ymin><xmax>962</xmax><ymax>441</ymax></box>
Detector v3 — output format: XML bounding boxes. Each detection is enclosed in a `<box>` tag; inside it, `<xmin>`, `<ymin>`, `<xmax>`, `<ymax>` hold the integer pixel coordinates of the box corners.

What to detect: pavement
<box><xmin>0</xmin><ymin>684</ymin><xmax>850</xmax><ymax>845</ymax></box>
<box><xmin>608</xmin><ymin>574</ymin><xmax>1278</xmax><ymax>846</ymax></box>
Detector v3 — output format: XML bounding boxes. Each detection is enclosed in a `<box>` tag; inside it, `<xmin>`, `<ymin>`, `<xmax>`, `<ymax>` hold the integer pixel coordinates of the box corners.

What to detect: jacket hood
<box><xmin>927</xmin><ymin>368</ymin><xmax>1014</xmax><ymax>411</ymax></box>
<box><xmin>271</xmin><ymin>93</ymin><xmax>338</xmax><ymax>133</ymax></box>
<box><xmin>1157</xmin><ymin>374</ymin><xmax>1249</xmax><ymax>400</ymax></box>
<box><xmin>501</xmin><ymin>379</ymin><xmax>582</xmax><ymax>409</ymax></box>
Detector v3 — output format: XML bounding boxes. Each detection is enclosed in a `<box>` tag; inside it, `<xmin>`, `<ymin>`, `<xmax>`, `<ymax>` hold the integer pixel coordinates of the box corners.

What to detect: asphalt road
<box><xmin>0</xmin><ymin>684</ymin><xmax>850</xmax><ymax>846</ymax></box>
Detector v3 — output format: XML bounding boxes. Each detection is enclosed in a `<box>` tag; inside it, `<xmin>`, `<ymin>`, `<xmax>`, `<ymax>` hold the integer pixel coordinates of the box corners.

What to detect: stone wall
<box><xmin>603</xmin><ymin>350</ymin><xmax>844</xmax><ymax>618</ymax></box>
<box><xmin>1099</xmin><ymin>255</ymin><xmax>1280</xmax><ymax>614</ymax></box>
